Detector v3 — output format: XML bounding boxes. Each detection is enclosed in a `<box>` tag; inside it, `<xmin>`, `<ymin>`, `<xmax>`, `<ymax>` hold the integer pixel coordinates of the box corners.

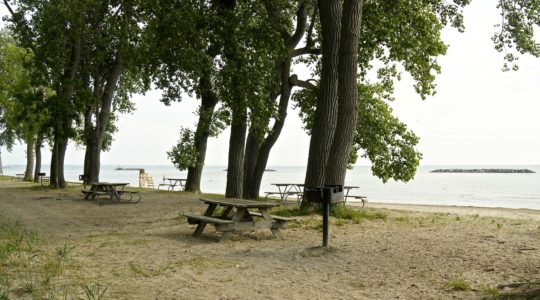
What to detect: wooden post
<box><xmin>139</xmin><ymin>169</ymin><xmax>145</xmax><ymax>187</ymax></box>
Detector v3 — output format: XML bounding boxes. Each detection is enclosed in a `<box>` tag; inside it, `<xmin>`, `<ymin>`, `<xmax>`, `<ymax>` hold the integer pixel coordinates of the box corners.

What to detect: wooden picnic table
<box><xmin>158</xmin><ymin>178</ymin><xmax>186</xmax><ymax>191</ymax></box>
<box><xmin>184</xmin><ymin>198</ymin><xmax>293</xmax><ymax>241</ymax></box>
<box><xmin>265</xmin><ymin>183</ymin><xmax>305</xmax><ymax>204</ymax></box>
<box><xmin>266</xmin><ymin>183</ymin><xmax>359</xmax><ymax>205</ymax></box>
<box><xmin>82</xmin><ymin>182</ymin><xmax>140</xmax><ymax>204</ymax></box>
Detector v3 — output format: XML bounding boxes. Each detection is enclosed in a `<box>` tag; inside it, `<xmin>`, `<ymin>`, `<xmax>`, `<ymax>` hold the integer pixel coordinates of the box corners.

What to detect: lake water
<box><xmin>3</xmin><ymin>164</ymin><xmax>540</xmax><ymax>210</ymax></box>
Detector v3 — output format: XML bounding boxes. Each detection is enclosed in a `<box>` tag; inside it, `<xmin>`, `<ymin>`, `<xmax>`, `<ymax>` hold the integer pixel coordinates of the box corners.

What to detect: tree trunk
<box><xmin>225</xmin><ymin>108</ymin><xmax>247</xmax><ymax>198</ymax></box>
<box><xmin>303</xmin><ymin>0</ymin><xmax>342</xmax><ymax>191</ymax></box>
<box><xmin>85</xmin><ymin>56</ymin><xmax>123</xmax><ymax>183</ymax></box>
<box><xmin>325</xmin><ymin>0</ymin><xmax>363</xmax><ymax>185</ymax></box>
<box><xmin>184</xmin><ymin>70</ymin><xmax>219</xmax><ymax>193</ymax></box>
<box><xmin>243</xmin><ymin>61</ymin><xmax>294</xmax><ymax>199</ymax></box>
<box><xmin>242</xmin><ymin>3</ymin><xmax>307</xmax><ymax>199</ymax></box>
<box><xmin>242</xmin><ymin>130</ymin><xmax>261</xmax><ymax>198</ymax></box>
<box><xmin>33</xmin><ymin>134</ymin><xmax>42</xmax><ymax>182</ymax></box>
<box><xmin>83</xmin><ymin>107</ymin><xmax>93</xmax><ymax>178</ymax></box>
<box><xmin>50</xmin><ymin>134</ymin><xmax>68</xmax><ymax>188</ymax></box>
<box><xmin>24</xmin><ymin>141</ymin><xmax>34</xmax><ymax>181</ymax></box>
<box><xmin>0</xmin><ymin>148</ymin><xmax>3</xmax><ymax>175</ymax></box>
<box><xmin>50</xmin><ymin>36</ymin><xmax>81</xmax><ymax>188</ymax></box>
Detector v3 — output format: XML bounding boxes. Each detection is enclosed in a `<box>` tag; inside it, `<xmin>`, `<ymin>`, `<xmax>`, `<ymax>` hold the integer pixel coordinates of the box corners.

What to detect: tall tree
<box><xmin>0</xmin><ymin>29</ymin><xmax>48</xmax><ymax>181</ymax></box>
<box><xmin>76</xmin><ymin>1</ymin><xmax>146</xmax><ymax>184</ymax></box>
<box><xmin>4</xmin><ymin>0</ymin><xmax>88</xmax><ymax>187</ymax></box>
<box><xmin>241</xmin><ymin>1</ymin><xmax>309</xmax><ymax>199</ymax></box>
<box><xmin>146</xmin><ymin>0</ymin><xmax>225</xmax><ymax>193</ymax></box>
<box><xmin>324</xmin><ymin>0</ymin><xmax>363</xmax><ymax>185</ymax></box>
<box><xmin>299</xmin><ymin>0</ymin><xmax>471</xmax><ymax>205</ymax></box>
<box><xmin>303</xmin><ymin>0</ymin><xmax>342</xmax><ymax>188</ymax></box>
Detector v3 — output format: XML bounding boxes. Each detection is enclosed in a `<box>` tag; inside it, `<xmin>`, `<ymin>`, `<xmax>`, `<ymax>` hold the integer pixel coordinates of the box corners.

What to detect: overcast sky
<box><xmin>1</xmin><ymin>1</ymin><xmax>539</xmax><ymax>167</ymax></box>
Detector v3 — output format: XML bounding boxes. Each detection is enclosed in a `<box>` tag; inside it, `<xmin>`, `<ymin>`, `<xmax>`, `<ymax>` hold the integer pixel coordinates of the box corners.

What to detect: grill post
<box><xmin>322</xmin><ymin>202</ymin><xmax>329</xmax><ymax>248</ymax></box>
<box><xmin>304</xmin><ymin>185</ymin><xmax>343</xmax><ymax>248</ymax></box>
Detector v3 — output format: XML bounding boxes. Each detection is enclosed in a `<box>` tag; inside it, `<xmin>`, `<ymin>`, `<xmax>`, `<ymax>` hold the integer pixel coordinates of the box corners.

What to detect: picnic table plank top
<box><xmin>92</xmin><ymin>182</ymin><xmax>129</xmax><ymax>186</ymax></box>
<box><xmin>271</xmin><ymin>183</ymin><xmax>304</xmax><ymax>186</ymax></box>
<box><xmin>165</xmin><ymin>178</ymin><xmax>186</xmax><ymax>181</ymax></box>
<box><xmin>200</xmin><ymin>198</ymin><xmax>280</xmax><ymax>208</ymax></box>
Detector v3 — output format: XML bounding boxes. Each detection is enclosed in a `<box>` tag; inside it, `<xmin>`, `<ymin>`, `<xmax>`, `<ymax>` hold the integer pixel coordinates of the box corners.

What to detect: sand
<box><xmin>0</xmin><ymin>180</ymin><xmax>539</xmax><ymax>299</ymax></box>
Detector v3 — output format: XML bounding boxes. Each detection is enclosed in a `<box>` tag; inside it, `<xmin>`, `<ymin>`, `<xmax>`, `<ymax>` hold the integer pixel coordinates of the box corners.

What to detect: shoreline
<box><xmin>351</xmin><ymin>201</ymin><xmax>540</xmax><ymax>220</ymax></box>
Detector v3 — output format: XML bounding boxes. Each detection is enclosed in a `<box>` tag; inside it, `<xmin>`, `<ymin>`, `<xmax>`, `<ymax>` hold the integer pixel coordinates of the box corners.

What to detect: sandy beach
<box><xmin>0</xmin><ymin>180</ymin><xmax>538</xmax><ymax>299</ymax></box>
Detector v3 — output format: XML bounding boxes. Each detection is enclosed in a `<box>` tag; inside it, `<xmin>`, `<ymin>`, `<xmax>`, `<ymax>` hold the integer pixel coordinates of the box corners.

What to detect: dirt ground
<box><xmin>0</xmin><ymin>180</ymin><xmax>539</xmax><ymax>299</ymax></box>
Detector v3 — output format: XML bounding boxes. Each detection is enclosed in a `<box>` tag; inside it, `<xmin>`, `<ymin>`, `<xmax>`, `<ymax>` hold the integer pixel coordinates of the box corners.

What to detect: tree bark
<box><xmin>24</xmin><ymin>140</ymin><xmax>34</xmax><ymax>181</ymax></box>
<box><xmin>33</xmin><ymin>134</ymin><xmax>42</xmax><ymax>182</ymax></box>
<box><xmin>225</xmin><ymin>108</ymin><xmax>247</xmax><ymax>198</ymax></box>
<box><xmin>184</xmin><ymin>70</ymin><xmax>219</xmax><ymax>193</ymax></box>
<box><xmin>83</xmin><ymin>106</ymin><xmax>93</xmax><ymax>179</ymax></box>
<box><xmin>242</xmin><ymin>130</ymin><xmax>261</xmax><ymax>198</ymax></box>
<box><xmin>50</xmin><ymin>36</ymin><xmax>81</xmax><ymax>188</ymax></box>
<box><xmin>303</xmin><ymin>0</ymin><xmax>342</xmax><ymax>190</ymax></box>
<box><xmin>219</xmin><ymin>0</ymin><xmax>247</xmax><ymax>199</ymax></box>
<box><xmin>50</xmin><ymin>134</ymin><xmax>68</xmax><ymax>188</ymax></box>
<box><xmin>325</xmin><ymin>0</ymin><xmax>363</xmax><ymax>185</ymax></box>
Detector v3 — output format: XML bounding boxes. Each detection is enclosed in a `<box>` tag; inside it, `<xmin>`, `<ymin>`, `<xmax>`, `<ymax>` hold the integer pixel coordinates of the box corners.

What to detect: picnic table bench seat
<box><xmin>158</xmin><ymin>183</ymin><xmax>171</xmax><ymax>190</ymax></box>
<box><xmin>184</xmin><ymin>213</ymin><xmax>235</xmax><ymax>225</ymax></box>
<box><xmin>117</xmin><ymin>190</ymin><xmax>142</xmax><ymax>203</ymax></box>
<box><xmin>264</xmin><ymin>191</ymin><xmax>303</xmax><ymax>204</ymax></box>
<box><xmin>347</xmin><ymin>195</ymin><xmax>368</xmax><ymax>207</ymax></box>
<box><xmin>82</xmin><ymin>189</ymin><xmax>109</xmax><ymax>196</ymax></box>
<box><xmin>248</xmin><ymin>211</ymin><xmax>295</xmax><ymax>228</ymax></box>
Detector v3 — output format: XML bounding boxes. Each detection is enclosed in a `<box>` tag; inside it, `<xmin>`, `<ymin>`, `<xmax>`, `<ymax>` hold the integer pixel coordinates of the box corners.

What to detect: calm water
<box><xmin>3</xmin><ymin>164</ymin><xmax>540</xmax><ymax>210</ymax></box>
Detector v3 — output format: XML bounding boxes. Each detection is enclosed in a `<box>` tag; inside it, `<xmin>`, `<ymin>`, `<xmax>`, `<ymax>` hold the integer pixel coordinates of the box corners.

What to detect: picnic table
<box><xmin>158</xmin><ymin>178</ymin><xmax>186</xmax><ymax>191</ymax></box>
<box><xmin>82</xmin><ymin>182</ymin><xmax>140</xmax><ymax>204</ymax></box>
<box><xmin>265</xmin><ymin>183</ymin><xmax>360</xmax><ymax>205</ymax></box>
<box><xmin>265</xmin><ymin>183</ymin><xmax>305</xmax><ymax>204</ymax></box>
<box><xmin>13</xmin><ymin>173</ymin><xmax>25</xmax><ymax>181</ymax></box>
<box><xmin>184</xmin><ymin>198</ymin><xmax>293</xmax><ymax>242</ymax></box>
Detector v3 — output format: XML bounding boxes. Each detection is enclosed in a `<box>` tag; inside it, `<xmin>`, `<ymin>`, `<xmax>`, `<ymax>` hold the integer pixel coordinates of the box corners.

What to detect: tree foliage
<box><xmin>167</xmin><ymin>127</ymin><xmax>199</xmax><ymax>171</ymax></box>
<box><xmin>493</xmin><ymin>0</ymin><xmax>540</xmax><ymax>70</ymax></box>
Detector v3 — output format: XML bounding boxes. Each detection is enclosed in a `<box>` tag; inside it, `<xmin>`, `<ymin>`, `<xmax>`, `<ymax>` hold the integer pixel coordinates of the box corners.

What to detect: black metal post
<box><xmin>322</xmin><ymin>202</ymin><xmax>329</xmax><ymax>248</ymax></box>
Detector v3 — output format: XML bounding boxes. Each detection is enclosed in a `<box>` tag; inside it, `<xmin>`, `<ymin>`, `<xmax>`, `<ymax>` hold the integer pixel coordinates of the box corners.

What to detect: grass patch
<box><xmin>331</xmin><ymin>205</ymin><xmax>387</xmax><ymax>223</ymax></box>
<box><xmin>0</xmin><ymin>212</ymin><xmax>109</xmax><ymax>299</ymax></box>
<box><xmin>480</xmin><ymin>284</ymin><xmax>500</xmax><ymax>298</ymax></box>
<box><xmin>448</xmin><ymin>278</ymin><xmax>471</xmax><ymax>291</ymax></box>
<box><xmin>128</xmin><ymin>261</ymin><xmax>149</xmax><ymax>277</ymax></box>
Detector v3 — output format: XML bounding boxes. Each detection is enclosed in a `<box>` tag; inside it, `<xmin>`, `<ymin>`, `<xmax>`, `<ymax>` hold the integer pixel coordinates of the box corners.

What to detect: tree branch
<box><xmin>3</xmin><ymin>0</ymin><xmax>15</xmax><ymax>16</ymax></box>
<box><xmin>289</xmin><ymin>74</ymin><xmax>318</xmax><ymax>90</ymax></box>
<box><xmin>287</xmin><ymin>2</ymin><xmax>308</xmax><ymax>48</ymax></box>
<box><xmin>305</xmin><ymin>4</ymin><xmax>318</xmax><ymax>48</ymax></box>
<box><xmin>292</xmin><ymin>47</ymin><xmax>321</xmax><ymax>57</ymax></box>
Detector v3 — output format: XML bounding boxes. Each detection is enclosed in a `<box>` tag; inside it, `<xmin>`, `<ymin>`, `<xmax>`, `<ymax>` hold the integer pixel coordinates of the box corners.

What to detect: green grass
<box><xmin>480</xmin><ymin>284</ymin><xmax>500</xmax><ymax>298</ymax></box>
<box><xmin>448</xmin><ymin>278</ymin><xmax>471</xmax><ymax>291</ymax></box>
<box><xmin>0</xmin><ymin>176</ymin><xmax>11</xmax><ymax>181</ymax></box>
<box><xmin>331</xmin><ymin>205</ymin><xmax>387</xmax><ymax>223</ymax></box>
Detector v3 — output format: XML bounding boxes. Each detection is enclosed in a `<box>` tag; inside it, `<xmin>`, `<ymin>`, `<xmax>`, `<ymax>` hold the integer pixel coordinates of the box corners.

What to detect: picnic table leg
<box><xmin>219</xmin><ymin>207</ymin><xmax>249</xmax><ymax>242</ymax></box>
<box><xmin>193</xmin><ymin>203</ymin><xmax>217</xmax><ymax>236</ymax></box>
<box><xmin>221</xmin><ymin>206</ymin><xmax>233</xmax><ymax>218</ymax></box>
<box><xmin>260</xmin><ymin>209</ymin><xmax>282</xmax><ymax>239</ymax></box>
